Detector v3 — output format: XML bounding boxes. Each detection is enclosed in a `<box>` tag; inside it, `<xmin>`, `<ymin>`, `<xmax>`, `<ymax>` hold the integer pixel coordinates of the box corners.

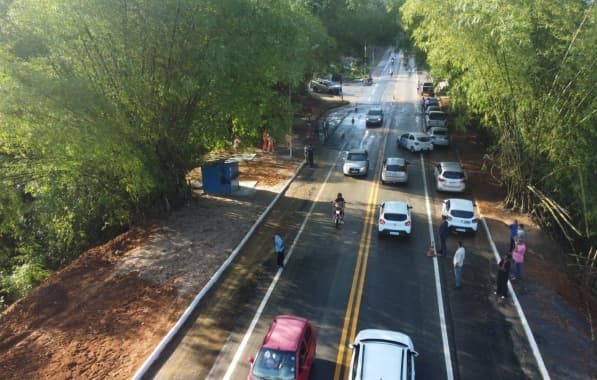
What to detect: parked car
<box><xmin>420</xmin><ymin>82</ymin><xmax>434</xmax><ymax>96</ymax></box>
<box><xmin>428</xmin><ymin>127</ymin><xmax>450</xmax><ymax>147</ymax></box>
<box><xmin>343</xmin><ymin>149</ymin><xmax>369</xmax><ymax>176</ymax></box>
<box><xmin>398</xmin><ymin>132</ymin><xmax>434</xmax><ymax>152</ymax></box>
<box><xmin>422</xmin><ymin>97</ymin><xmax>440</xmax><ymax>111</ymax></box>
<box><xmin>381</xmin><ymin>157</ymin><xmax>409</xmax><ymax>185</ymax></box>
<box><xmin>424</xmin><ymin>105</ymin><xmax>441</xmax><ymax>116</ymax></box>
<box><xmin>441</xmin><ymin>198</ymin><xmax>479</xmax><ymax>234</ymax></box>
<box><xmin>377</xmin><ymin>201</ymin><xmax>413</xmax><ymax>237</ymax></box>
<box><xmin>425</xmin><ymin>111</ymin><xmax>447</xmax><ymax>129</ymax></box>
<box><xmin>365</xmin><ymin>108</ymin><xmax>384</xmax><ymax>127</ymax></box>
<box><xmin>311</xmin><ymin>78</ymin><xmax>342</xmax><ymax>95</ymax></box>
<box><xmin>248</xmin><ymin>315</ymin><xmax>317</xmax><ymax>380</ymax></box>
<box><xmin>348</xmin><ymin>329</ymin><xmax>418</xmax><ymax>380</ymax></box>
<box><xmin>434</xmin><ymin>161</ymin><xmax>466</xmax><ymax>192</ymax></box>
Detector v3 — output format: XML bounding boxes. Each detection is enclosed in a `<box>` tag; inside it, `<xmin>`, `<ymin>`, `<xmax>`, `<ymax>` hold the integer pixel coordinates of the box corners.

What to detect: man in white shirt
<box><xmin>453</xmin><ymin>241</ymin><xmax>466</xmax><ymax>289</ymax></box>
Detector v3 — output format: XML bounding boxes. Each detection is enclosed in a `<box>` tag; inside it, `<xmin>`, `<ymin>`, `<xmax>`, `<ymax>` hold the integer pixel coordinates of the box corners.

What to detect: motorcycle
<box><xmin>332</xmin><ymin>202</ymin><xmax>345</xmax><ymax>228</ymax></box>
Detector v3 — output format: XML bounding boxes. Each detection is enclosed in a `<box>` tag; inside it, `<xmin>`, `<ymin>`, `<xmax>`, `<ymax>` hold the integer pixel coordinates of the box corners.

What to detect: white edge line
<box><xmin>479</xmin><ymin>216</ymin><xmax>551</xmax><ymax>379</ymax></box>
<box><xmin>420</xmin><ymin>153</ymin><xmax>455</xmax><ymax>380</ymax></box>
<box><xmin>132</xmin><ymin>160</ymin><xmax>306</xmax><ymax>380</ymax></box>
<box><xmin>218</xmin><ymin>144</ymin><xmax>346</xmax><ymax>380</ymax></box>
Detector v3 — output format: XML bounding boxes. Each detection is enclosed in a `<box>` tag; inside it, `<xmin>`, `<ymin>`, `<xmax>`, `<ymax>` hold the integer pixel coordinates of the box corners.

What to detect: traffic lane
<box><xmin>221</xmin><ymin>152</ymin><xmax>383</xmax><ymax>380</ymax></box>
<box><xmin>427</xmin><ymin>135</ymin><xmax>542</xmax><ymax>378</ymax></box>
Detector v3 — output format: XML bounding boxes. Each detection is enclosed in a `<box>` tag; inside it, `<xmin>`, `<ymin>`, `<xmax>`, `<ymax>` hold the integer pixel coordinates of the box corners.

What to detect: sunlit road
<box><xmin>154</xmin><ymin>51</ymin><xmax>541</xmax><ymax>380</ymax></box>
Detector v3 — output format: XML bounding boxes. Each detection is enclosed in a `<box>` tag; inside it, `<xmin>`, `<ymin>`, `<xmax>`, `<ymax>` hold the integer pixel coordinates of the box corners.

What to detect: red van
<box><xmin>248</xmin><ymin>315</ymin><xmax>317</xmax><ymax>380</ymax></box>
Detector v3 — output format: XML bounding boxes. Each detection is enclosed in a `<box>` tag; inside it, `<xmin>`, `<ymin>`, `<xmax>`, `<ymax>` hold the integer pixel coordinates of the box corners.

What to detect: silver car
<box><xmin>434</xmin><ymin>161</ymin><xmax>466</xmax><ymax>192</ymax></box>
<box><xmin>381</xmin><ymin>157</ymin><xmax>409</xmax><ymax>184</ymax></box>
<box><xmin>343</xmin><ymin>149</ymin><xmax>369</xmax><ymax>176</ymax></box>
<box><xmin>428</xmin><ymin>127</ymin><xmax>449</xmax><ymax>147</ymax></box>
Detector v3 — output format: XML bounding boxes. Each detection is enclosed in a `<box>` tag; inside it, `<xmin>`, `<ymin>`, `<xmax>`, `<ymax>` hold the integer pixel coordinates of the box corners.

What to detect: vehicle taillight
<box><xmin>405</xmin><ymin>220</ymin><xmax>411</xmax><ymax>226</ymax></box>
<box><xmin>438</xmin><ymin>176</ymin><xmax>445</xmax><ymax>182</ymax></box>
<box><xmin>379</xmin><ymin>218</ymin><xmax>385</xmax><ymax>225</ymax></box>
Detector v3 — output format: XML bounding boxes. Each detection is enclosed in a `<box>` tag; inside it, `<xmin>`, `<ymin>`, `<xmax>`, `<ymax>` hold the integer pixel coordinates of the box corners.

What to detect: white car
<box><xmin>441</xmin><ymin>198</ymin><xmax>478</xmax><ymax>234</ymax></box>
<box><xmin>348</xmin><ymin>329</ymin><xmax>418</xmax><ymax>380</ymax></box>
<box><xmin>378</xmin><ymin>201</ymin><xmax>412</xmax><ymax>237</ymax></box>
<box><xmin>381</xmin><ymin>157</ymin><xmax>409</xmax><ymax>185</ymax></box>
<box><xmin>343</xmin><ymin>149</ymin><xmax>369</xmax><ymax>176</ymax></box>
<box><xmin>424</xmin><ymin>110</ymin><xmax>447</xmax><ymax>129</ymax></box>
<box><xmin>428</xmin><ymin>127</ymin><xmax>450</xmax><ymax>147</ymax></box>
<box><xmin>397</xmin><ymin>132</ymin><xmax>433</xmax><ymax>152</ymax></box>
<box><xmin>434</xmin><ymin>161</ymin><xmax>466</xmax><ymax>192</ymax></box>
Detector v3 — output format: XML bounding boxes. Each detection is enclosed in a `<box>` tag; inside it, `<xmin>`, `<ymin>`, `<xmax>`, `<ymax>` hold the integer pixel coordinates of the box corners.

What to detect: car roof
<box><xmin>367</xmin><ymin>107</ymin><xmax>382</xmax><ymax>112</ymax></box>
<box><xmin>430</xmin><ymin>126</ymin><xmax>448</xmax><ymax>133</ymax></box>
<box><xmin>348</xmin><ymin>149</ymin><xmax>368</xmax><ymax>154</ymax></box>
<box><xmin>428</xmin><ymin>110</ymin><xmax>445</xmax><ymax>116</ymax></box>
<box><xmin>385</xmin><ymin>157</ymin><xmax>407</xmax><ymax>165</ymax></box>
<box><xmin>262</xmin><ymin>315</ymin><xmax>309</xmax><ymax>352</ymax></box>
<box><xmin>411</xmin><ymin>132</ymin><xmax>430</xmax><ymax>138</ymax></box>
<box><xmin>446</xmin><ymin>198</ymin><xmax>474</xmax><ymax>210</ymax></box>
<box><xmin>439</xmin><ymin>161</ymin><xmax>463</xmax><ymax>171</ymax></box>
<box><xmin>381</xmin><ymin>201</ymin><xmax>409</xmax><ymax>213</ymax></box>
<box><xmin>354</xmin><ymin>329</ymin><xmax>414</xmax><ymax>349</ymax></box>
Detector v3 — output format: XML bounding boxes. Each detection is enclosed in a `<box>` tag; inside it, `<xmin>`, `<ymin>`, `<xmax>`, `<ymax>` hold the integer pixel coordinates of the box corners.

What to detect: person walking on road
<box><xmin>274</xmin><ymin>233</ymin><xmax>285</xmax><ymax>269</ymax></box>
<box><xmin>438</xmin><ymin>219</ymin><xmax>449</xmax><ymax>255</ymax></box>
<box><xmin>496</xmin><ymin>253</ymin><xmax>512</xmax><ymax>298</ymax></box>
<box><xmin>505</xmin><ymin>220</ymin><xmax>519</xmax><ymax>252</ymax></box>
<box><xmin>512</xmin><ymin>239</ymin><xmax>526</xmax><ymax>280</ymax></box>
<box><xmin>453</xmin><ymin>241</ymin><xmax>466</xmax><ymax>289</ymax></box>
<box><xmin>307</xmin><ymin>144</ymin><xmax>314</xmax><ymax>168</ymax></box>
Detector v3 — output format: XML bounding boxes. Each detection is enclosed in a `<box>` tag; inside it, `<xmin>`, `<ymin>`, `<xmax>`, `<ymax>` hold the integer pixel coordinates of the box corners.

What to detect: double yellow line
<box><xmin>332</xmin><ymin>175</ymin><xmax>381</xmax><ymax>380</ymax></box>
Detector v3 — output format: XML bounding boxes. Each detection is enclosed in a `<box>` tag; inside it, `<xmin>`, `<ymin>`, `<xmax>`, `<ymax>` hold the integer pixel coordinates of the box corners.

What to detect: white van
<box><xmin>348</xmin><ymin>329</ymin><xmax>418</xmax><ymax>380</ymax></box>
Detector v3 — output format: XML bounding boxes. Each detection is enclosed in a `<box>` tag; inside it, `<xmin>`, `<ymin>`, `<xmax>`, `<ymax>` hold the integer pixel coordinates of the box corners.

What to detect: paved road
<box><xmin>154</xmin><ymin>52</ymin><xmax>542</xmax><ymax>380</ymax></box>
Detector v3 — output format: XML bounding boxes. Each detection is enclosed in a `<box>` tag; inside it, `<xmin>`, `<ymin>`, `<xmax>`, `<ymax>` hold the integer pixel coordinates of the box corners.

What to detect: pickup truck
<box><xmin>311</xmin><ymin>79</ymin><xmax>342</xmax><ymax>95</ymax></box>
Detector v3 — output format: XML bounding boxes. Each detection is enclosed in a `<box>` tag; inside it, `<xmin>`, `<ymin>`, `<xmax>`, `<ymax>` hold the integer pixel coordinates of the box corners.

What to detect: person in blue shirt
<box><xmin>274</xmin><ymin>233</ymin><xmax>285</xmax><ymax>268</ymax></box>
<box><xmin>506</xmin><ymin>220</ymin><xmax>519</xmax><ymax>252</ymax></box>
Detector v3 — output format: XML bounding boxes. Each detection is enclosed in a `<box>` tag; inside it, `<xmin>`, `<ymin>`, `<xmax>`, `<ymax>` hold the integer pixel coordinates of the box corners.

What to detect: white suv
<box><xmin>378</xmin><ymin>201</ymin><xmax>412</xmax><ymax>237</ymax></box>
<box><xmin>348</xmin><ymin>329</ymin><xmax>418</xmax><ymax>380</ymax></box>
<box><xmin>441</xmin><ymin>198</ymin><xmax>479</xmax><ymax>234</ymax></box>
<box><xmin>381</xmin><ymin>157</ymin><xmax>410</xmax><ymax>185</ymax></box>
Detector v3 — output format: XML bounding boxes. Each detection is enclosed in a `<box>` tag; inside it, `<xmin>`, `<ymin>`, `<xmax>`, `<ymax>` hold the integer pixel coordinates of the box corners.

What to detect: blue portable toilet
<box><xmin>201</xmin><ymin>161</ymin><xmax>239</xmax><ymax>195</ymax></box>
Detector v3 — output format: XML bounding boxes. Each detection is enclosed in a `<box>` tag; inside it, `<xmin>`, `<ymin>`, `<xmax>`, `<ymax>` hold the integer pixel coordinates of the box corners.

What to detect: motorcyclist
<box><xmin>389</xmin><ymin>69</ymin><xmax>393</xmax><ymax>77</ymax></box>
<box><xmin>334</xmin><ymin>192</ymin><xmax>346</xmax><ymax>219</ymax></box>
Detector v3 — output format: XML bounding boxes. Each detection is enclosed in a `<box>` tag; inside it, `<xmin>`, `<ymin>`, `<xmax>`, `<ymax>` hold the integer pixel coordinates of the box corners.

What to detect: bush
<box><xmin>0</xmin><ymin>262</ymin><xmax>51</xmax><ymax>304</ymax></box>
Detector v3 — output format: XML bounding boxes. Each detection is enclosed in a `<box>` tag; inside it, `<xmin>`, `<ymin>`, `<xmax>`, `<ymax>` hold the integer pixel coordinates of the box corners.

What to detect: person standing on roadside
<box><xmin>453</xmin><ymin>241</ymin><xmax>466</xmax><ymax>289</ymax></box>
<box><xmin>495</xmin><ymin>253</ymin><xmax>512</xmax><ymax>298</ymax></box>
<box><xmin>512</xmin><ymin>239</ymin><xmax>526</xmax><ymax>280</ymax></box>
<box><xmin>438</xmin><ymin>219</ymin><xmax>449</xmax><ymax>256</ymax></box>
<box><xmin>517</xmin><ymin>223</ymin><xmax>526</xmax><ymax>243</ymax></box>
<box><xmin>505</xmin><ymin>219</ymin><xmax>519</xmax><ymax>252</ymax></box>
<box><xmin>307</xmin><ymin>144</ymin><xmax>314</xmax><ymax>167</ymax></box>
<box><xmin>274</xmin><ymin>233</ymin><xmax>285</xmax><ymax>269</ymax></box>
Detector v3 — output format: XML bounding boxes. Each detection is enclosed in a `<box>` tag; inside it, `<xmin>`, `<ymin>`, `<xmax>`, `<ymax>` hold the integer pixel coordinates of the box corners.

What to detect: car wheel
<box><xmin>381</xmin><ymin>179</ymin><xmax>386</xmax><ymax>185</ymax></box>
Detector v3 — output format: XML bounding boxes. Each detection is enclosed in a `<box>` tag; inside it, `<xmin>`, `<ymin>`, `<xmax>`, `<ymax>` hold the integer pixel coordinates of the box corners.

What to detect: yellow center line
<box><xmin>332</xmin><ymin>176</ymin><xmax>381</xmax><ymax>380</ymax></box>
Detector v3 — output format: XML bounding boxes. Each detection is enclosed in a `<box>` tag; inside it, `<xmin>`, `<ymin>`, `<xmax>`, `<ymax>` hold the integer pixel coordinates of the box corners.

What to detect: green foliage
<box><xmin>1</xmin><ymin>261</ymin><xmax>50</xmax><ymax>304</ymax></box>
<box><xmin>402</xmin><ymin>0</ymin><xmax>597</xmax><ymax>283</ymax></box>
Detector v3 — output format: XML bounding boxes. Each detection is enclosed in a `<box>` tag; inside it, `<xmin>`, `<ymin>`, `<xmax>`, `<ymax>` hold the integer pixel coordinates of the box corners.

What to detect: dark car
<box><xmin>420</xmin><ymin>82</ymin><xmax>434</xmax><ymax>96</ymax></box>
<box><xmin>311</xmin><ymin>78</ymin><xmax>342</xmax><ymax>95</ymax></box>
<box><xmin>365</xmin><ymin>108</ymin><xmax>384</xmax><ymax>127</ymax></box>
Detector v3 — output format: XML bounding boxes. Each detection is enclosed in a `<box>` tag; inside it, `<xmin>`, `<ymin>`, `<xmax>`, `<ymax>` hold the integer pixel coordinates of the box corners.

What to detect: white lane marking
<box><xmin>420</xmin><ymin>154</ymin><xmax>455</xmax><ymax>380</ymax></box>
<box><xmin>480</xmin><ymin>217</ymin><xmax>551</xmax><ymax>379</ymax></box>
<box><xmin>213</xmin><ymin>141</ymin><xmax>348</xmax><ymax>380</ymax></box>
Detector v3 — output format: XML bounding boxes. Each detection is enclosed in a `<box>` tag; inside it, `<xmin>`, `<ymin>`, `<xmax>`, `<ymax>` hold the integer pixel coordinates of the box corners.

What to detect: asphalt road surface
<box><xmin>153</xmin><ymin>52</ymin><xmax>542</xmax><ymax>380</ymax></box>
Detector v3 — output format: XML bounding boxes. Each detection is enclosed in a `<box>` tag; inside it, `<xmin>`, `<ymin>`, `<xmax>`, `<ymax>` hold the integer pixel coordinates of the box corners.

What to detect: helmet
<box><xmin>337</xmin><ymin>193</ymin><xmax>342</xmax><ymax>198</ymax></box>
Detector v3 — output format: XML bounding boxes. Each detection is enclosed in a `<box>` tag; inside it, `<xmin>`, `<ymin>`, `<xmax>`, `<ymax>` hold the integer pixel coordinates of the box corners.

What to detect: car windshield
<box><xmin>368</xmin><ymin>110</ymin><xmax>382</xmax><ymax>116</ymax></box>
<box><xmin>429</xmin><ymin>113</ymin><xmax>446</xmax><ymax>120</ymax></box>
<box><xmin>383</xmin><ymin>213</ymin><xmax>407</xmax><ymax>221</ymax></box>
<box><xmin>386</xmin><ymin>165</ymin><xmax>406</xmax><ymax>171</ymax></box>
<box><xmin>348</xmin><ymin>153</ymin><xmax>367</xmax><ymax>161</ymax></box>
<box><xmin>251</xmin><ymin>349</ymin><xmax>296</xmax><ymax>380</ymax></box>
<box><xmin>451</xmin><ymin>209</ymin><xmax>474</xmax><ymax>218</ymax></box>
<box><xmin>416</xmin><ymin>136</ymin><xmax>431</xmax><ymax>142</ymax></box>
<box><xmin>432</xmin><ymin>130</ymin><xmax>447</xmax><ymax>136</ymax></box>
<box><xmin>443</xmin><ymin>171</ymin><xmax>464</xmax><ymax>179</ymax></box>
